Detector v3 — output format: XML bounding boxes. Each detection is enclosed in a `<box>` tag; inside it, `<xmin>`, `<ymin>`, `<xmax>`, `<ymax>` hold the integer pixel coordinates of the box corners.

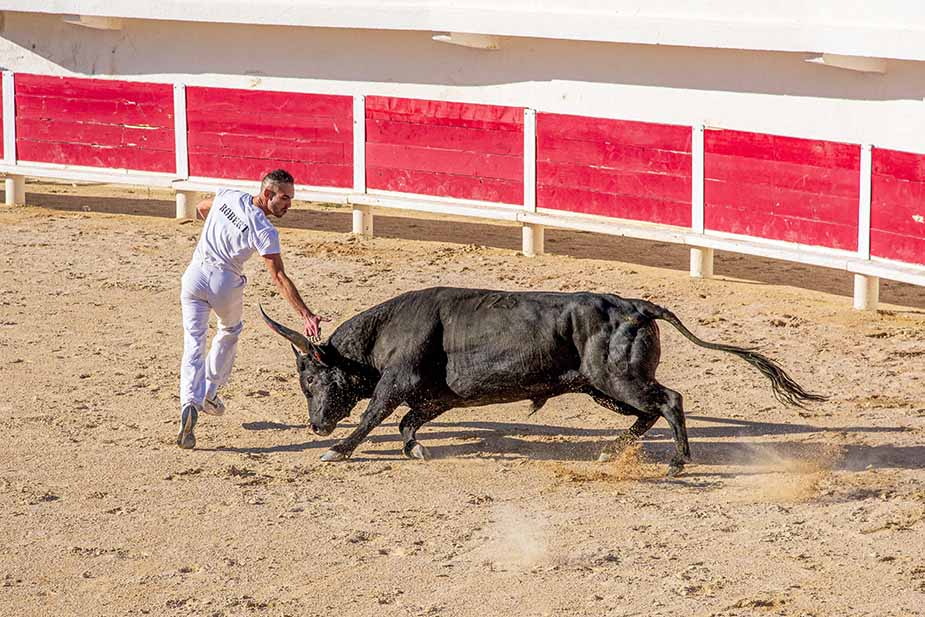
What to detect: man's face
<box><xmin>265</xmin><ymin>183</ymin><xmax>295</xmax><ymax>217</ymax></box>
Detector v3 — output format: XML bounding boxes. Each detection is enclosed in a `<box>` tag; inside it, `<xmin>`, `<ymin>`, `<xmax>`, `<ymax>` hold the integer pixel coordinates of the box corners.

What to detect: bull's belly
<box><xmin>449</xmin><ymin>386</ymin><xmax>572</xmax><ymax>408</ymax></box>
<box><xmin>444</xmin><ymin>358</ymin><xmax>583</xmax><ymax>406</ymax></box>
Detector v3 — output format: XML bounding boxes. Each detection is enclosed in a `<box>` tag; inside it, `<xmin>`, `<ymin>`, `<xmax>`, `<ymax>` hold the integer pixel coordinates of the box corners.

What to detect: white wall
<box><xmin>1</xmin><ymin>11</ymin><xmax>923</xmax><ymax>153</ymax></box>
<box><xmin>3</xmin><ymin>1</ymin><xmax>925</xmax><ymax>60</ymax></box>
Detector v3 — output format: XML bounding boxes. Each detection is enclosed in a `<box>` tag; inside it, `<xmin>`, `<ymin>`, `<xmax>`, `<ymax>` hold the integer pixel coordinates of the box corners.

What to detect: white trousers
<box><xmin>179</xmin><ymin>262</ymin><xmax>246</xmax><ymax>409</ymax></box>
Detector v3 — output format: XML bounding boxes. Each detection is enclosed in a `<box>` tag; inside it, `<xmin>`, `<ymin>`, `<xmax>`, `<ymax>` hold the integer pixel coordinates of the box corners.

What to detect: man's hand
<box><xmin>302</xmin><ymin>312</ymin><xmax>329</xmax><ymax>341</ymax></box>
<box><xmin>196</xmin><ymin>197</ymin><xmax>214</xmax><ymax>220</ymax></box>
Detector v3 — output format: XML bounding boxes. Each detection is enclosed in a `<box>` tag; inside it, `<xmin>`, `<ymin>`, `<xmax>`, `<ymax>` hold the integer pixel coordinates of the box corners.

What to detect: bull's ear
<box><xmin>293</xmin><ymin>341</ymin><xmax>334</xmax><ymax>368</ymax></box>
<box><xmin>309</xmin><ymin>343</ymin><xmax>336</xmax><ymax>368</ymax></box>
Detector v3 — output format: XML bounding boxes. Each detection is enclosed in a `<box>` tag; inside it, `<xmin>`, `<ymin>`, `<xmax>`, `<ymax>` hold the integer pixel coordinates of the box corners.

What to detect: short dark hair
<box><xmin>261</xmin><ymin>169</ymin><xmax>294</xmax><ymax>192</ymax></box>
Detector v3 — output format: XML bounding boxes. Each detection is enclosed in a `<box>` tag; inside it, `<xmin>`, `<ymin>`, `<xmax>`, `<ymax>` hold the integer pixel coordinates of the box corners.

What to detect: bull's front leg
<box><xmin>320</xmin><ymin>371</ymin><xmax>406</xmax><ymax>462</ymax></box>
<box><xmin>399</xmin><ymin>403</ymin><xmax>448</xmax><ymax>460</ymax></box>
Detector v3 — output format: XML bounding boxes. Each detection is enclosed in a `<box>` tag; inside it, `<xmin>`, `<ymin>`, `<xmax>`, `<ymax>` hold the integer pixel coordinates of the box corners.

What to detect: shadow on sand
<box><xmin>210</xmin><ymin>414</ymin><xmax>921</xmax><ymax>472</ymax></box>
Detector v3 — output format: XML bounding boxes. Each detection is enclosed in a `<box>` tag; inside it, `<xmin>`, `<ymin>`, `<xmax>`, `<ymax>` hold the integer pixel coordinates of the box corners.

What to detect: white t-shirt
<box><xmin>192</xmin><ymin>188</ymin><xmax>281</xmax><ymax>275</ymax></box>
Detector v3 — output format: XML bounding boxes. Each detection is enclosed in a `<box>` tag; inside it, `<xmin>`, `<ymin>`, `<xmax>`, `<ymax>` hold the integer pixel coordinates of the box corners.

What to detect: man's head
<box><xmin>257</xmin><ymin>169</ymin><xmax>295</xmax><ymax>217</ymax></box>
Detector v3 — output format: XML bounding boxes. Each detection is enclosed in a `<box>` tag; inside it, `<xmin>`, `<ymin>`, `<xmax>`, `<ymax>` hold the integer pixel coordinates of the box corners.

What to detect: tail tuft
<box><xmin>639</xmin><ymin>301</ymin><xmax>827</xmax><ymax>407</ymax></box>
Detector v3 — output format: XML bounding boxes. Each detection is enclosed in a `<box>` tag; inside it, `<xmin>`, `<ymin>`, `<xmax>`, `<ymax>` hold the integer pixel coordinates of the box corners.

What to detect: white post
<box><xmin>353</xmin><ymin>95</ymin><xmax>366</xmax><ymax>194</ymax></box>
<box><xmin>5</xmin><ymin>176</ymin><xmax>24</xmax><ymax>206</ymax></box>
<box><xmin>351</xmin><ymin>95</ymin><xmax>373</xmax><ymax>237</ymax></box>
<box><xmin>853</xmin><ymin>144</ymin><xmax>878</xmax><ymax>310</ymax></box>
<box><xmin>172</xmin><ymin>84</ymin><xmax>194</xmax><ymax>219</ymax></box>
<box><xmin>522</xmin><ymin>223</ymin><xmax>544</xmax><ymax>257</ymax></box>
<box><xmin>858</xmin><ymin>145</ymin><xmax>873</xmax><ymax>260</ymax></box>
<box><xmin>689</xmin><ymin>124</ymin><xmax>712</xmax><ymax>278</ymax></box>
<box><xmin>853</xmin><ymin>274</ymin><xmax>879</xmax><ymax>310</ymax></box>
<box><xmin>521</xmin><ymin>108</ymin><xmax>545</xmax><ymax>257</ymax></box>
<box><xmin>690</xmin><ymin>247</ymin><xmax>714</xmax><ymax>278</ymax></box>
<box><xmin>175</xmin><ymin>190</ymin><xmax>196</xmax><ymax>219</ymax></box>
<box><xmin>173</xmin><ymin>83</ymin><xmax>189</xmax><ymax>179</ymax></box>
<box><xmin>2</xmin><ymin>71</ymin><xmax>22</xmax><ymax>206</ymax></box>
<box><xmin>523</xmin><ymin>108</ymin><xmax>537</xmax><ymax>213</ymax></box>
<box><xmin>349</xmin><ymin>205</ymin><xmax>373</xmax><ymax>236</ymax></box>
<box><xmin>352</xmin><ymin>205</ymin><xmax>373</xmax><ymax>237</ymax></box>
<box><xmin>353</xmin><ymin>205</ymin><xmax>373</xmax><ymax>238</ymax></box>
<box><xmin>2</xmin><ymin>71</ymin><xmax>15</xmax><ymax>167</ymax></box>
<box><xmin>520</xmin><ymin>108</ymin><xmax>543</xmax><ymax>256</ymax></box>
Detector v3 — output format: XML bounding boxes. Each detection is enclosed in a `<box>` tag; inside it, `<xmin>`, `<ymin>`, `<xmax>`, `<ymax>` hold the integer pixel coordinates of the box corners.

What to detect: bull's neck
<box><xmin>326</xmin><ymin>302</ymin><xmax>391</xmax><ymax>369</ymax></box>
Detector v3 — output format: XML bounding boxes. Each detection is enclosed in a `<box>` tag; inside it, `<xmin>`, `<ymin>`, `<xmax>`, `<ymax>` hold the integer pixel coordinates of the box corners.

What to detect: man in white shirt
<box><xmin>177</xmin><ymin>169</ymin><xmax>323</xmax><ymax>449</ymax></box>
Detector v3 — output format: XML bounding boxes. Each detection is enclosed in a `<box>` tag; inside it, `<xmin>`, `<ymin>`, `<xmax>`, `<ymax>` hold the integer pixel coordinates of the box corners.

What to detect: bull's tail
<box><xmin>637</xmin><ymin>301</ymin><xmax>827</xmax><ymax>407</ymax></box>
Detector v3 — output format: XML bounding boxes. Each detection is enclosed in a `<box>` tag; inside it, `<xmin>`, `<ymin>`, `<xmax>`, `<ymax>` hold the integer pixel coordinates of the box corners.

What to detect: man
<box><xmin>177</xmin><ymin>169</ymin><xmax>323</xmax><ymax>449</ymax></box>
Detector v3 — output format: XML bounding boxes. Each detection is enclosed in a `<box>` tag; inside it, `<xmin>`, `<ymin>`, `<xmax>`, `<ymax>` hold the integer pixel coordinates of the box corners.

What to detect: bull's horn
<box><xmin>259</xmin><ymin>304</ymin><xmax>312</xmax><ymax>354</ymax></box>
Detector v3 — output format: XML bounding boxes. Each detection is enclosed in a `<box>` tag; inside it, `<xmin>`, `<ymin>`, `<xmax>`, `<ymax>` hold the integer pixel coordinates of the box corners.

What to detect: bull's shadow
<box><xmin>219</xmin><ymin>413</ymin><xmax>921</xmax><ymax>472</ymax></box>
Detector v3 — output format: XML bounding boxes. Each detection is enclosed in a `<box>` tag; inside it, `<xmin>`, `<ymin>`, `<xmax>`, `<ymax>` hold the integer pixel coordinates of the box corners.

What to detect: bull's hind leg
<box><xmin>399</xmin><ymin>405</ymin><xmax>447</xmax><ymax>460</ymax></box>
<box><xmin>658</xmin><ymin>387</ymin><xmax>690</xmax><ymax>476</ymax></box>
<box><xmin>596</xmin><ymin>381</ymin><xmax>690</xmax><ymax>476</ymax></box>
<box><xmin>590</xmin><ymin>392</ymin><xmax>660</xmax><ymax>463</ymax></box>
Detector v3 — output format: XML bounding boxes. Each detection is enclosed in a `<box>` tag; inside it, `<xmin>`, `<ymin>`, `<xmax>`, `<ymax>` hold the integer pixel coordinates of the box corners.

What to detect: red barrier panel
<box><xmin>7</xmin><ymin>71</ymin><xmax>924</xmax><ymax>278</ymax></box>
<box><xmin>366</xmin><ymin>97</ymin><xmax>524</xmax><ymax>204</ymax></box>
<box><xmin>704</xmin><ymin>129</ymin><xmax>860</xmax><ymax>251</ymax></box>
<box><xmin>186</xmin><ymin>87</ymin><xmax>353</xmax><ymax>187</ymax></box>
<box><xmin>871</xmin><ymin>148</ymin><xmax>925</xmax><ymax>265</ymax></box>
<box><xmin>15</xmin><ymin>74</ymin><xmax>175</xmax><ymax>172</ymax></box>
<box><xmin>536</xmin><ymin>114</ymin><xmax>692</xmax><ymax>227</ymax></box>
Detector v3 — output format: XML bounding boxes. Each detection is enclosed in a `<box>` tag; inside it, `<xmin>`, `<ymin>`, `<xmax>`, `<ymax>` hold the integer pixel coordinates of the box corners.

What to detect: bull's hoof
<box><xmin>597</xmin><ymin>451</ymin><xmax>613</xmax><ymax>463</ymax></box>
<box><xmin>410</xmin><ymin>443</ymin><xmax>431</xmax><ymax>460</ymax></box>
<box><xmin>320</xmin><ymin>449</ymin><xmax>349</xmax><ymax>462</ymax></box>
<box><xmin>667</xmin><ymin>459</ymin><xmax>687</xmax><ymax>477</ymax></box>
<box><xmin>403</xmin><ymin>441</ymin><xmax>431</xmax><ymax>460</ymax></box>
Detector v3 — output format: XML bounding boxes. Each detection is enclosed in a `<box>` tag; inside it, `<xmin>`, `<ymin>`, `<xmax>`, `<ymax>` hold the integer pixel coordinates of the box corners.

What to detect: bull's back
<box><xmin>433</xmin><ymin>288</ymin><xmax>620</xmax><ymax>400</ymax></box>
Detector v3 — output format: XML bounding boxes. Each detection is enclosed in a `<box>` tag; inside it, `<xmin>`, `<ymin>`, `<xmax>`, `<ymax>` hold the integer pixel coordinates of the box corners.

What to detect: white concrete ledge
<box><xmin>855</xmin><ymin>258</ymin><xmax>925</xmax><ymax>288</ymax></box>
<box><xmin>350</xmin><ymin>191</ymin><xmax>522</xmax><ymax>222</ymax></box>
<box><xmin>173</xmin><ymin>177</ymin><xmax>351</xmax><ymax>204</ymax></box>
<box><xmin>0</xmin><ymin>162</ymin><xmax>178</xmax><ymax>187</ymax></box>
<box><xmin>519</xmin><ymin>209</ymin><xmax>692</xmax><ymax>245</ymax></box>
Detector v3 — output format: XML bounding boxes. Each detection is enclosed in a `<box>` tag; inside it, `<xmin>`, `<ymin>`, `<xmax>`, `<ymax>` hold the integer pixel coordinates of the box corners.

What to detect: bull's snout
<box><xmin>310</xmin><ymin>423</ymin><xmax>334</xmax><ymax>437</ymax></box>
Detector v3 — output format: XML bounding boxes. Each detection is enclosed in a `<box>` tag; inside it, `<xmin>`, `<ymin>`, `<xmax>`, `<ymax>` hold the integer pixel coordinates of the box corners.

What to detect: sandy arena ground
<box><xmin>1</xmin><ymin>180</ymin><xmax>924</xmax><ymax>617</ymax></box>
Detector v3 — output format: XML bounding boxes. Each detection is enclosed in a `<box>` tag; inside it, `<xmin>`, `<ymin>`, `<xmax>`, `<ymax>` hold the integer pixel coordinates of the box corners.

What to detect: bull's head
<box><xmin>259</xmin><ymin>305</ymin><xmax>367</xmax><ymax>437</ymax></box>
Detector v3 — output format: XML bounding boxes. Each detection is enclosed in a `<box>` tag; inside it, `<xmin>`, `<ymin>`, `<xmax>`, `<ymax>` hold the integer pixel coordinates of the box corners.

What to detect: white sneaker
<box><xmin>202</xmin><ymin>394</ymin><xmax>226</xmax><ymax>417</ymax></box>
<box><xmin>176</xmin><ymin>404</ymin><xmax>198</xmax><ymax>449</ymax></box>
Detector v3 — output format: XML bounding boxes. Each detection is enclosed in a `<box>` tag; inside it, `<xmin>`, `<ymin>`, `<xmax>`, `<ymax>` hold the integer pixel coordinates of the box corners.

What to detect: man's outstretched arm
<box><xmin>262</xmin><ymin>253</ymin><xmax>324</xmax><ymax>339</ymax></box>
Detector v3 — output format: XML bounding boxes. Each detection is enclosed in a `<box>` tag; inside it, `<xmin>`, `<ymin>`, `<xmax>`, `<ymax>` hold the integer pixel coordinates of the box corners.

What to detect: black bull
<box><xmin>260</xmin><ymin>287</ymin><xmax>824</xmax><ymax>474</ymax></box>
